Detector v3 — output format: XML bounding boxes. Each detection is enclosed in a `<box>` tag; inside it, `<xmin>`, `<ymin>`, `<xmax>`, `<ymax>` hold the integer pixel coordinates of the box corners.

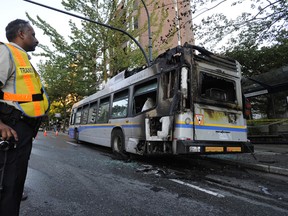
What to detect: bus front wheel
<box><xmin>111</xmin><ymin>130</ymin><xmax>128</xmax><ymax>159</ymax></box>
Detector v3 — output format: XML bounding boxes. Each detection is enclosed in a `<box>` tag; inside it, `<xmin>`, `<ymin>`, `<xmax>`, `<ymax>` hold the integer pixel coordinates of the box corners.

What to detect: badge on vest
<box><xmin>18</xmin><ymin>66</ymin><xmax>34</xmax><ymax>74</ymax></box>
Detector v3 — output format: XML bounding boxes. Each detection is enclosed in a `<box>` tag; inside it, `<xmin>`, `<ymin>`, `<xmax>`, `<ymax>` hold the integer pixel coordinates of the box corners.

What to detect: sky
<box><xmin>0</xmin><ymin>0</ymin><xmax>74</xmax><ymax>66</ymax></box>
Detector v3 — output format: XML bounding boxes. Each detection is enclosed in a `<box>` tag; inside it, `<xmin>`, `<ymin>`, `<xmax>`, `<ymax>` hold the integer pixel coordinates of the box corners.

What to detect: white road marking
<box><xmin>66</xmin><ymin>141</ymin><xmax>78</xmax><ymax>146</ymax></box>
<box><xmin>170</xmin><ymin>179</ymin><xmax>225</xmax><ymax>198</ymax></box>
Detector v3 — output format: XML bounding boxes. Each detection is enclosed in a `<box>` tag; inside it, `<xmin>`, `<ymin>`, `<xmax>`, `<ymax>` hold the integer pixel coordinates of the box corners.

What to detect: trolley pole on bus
<box><xmin>140</xmin><ymin>0</ymin><xmax>153</xmax><ymax>63</ymax></box>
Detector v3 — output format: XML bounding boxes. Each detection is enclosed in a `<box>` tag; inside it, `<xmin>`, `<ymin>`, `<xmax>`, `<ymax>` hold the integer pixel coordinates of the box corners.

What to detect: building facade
<box><xmin>132</xmin><ymin>0</ymin><xmax>195</xmax><ymax>56</ymax></box>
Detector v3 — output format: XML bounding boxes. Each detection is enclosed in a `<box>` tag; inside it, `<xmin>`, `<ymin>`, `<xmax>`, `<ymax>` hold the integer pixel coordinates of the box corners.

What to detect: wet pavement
<box><xmin>19</xmin><ymin>133</ymin><xmax>288</xmax><ymax>215</ymax></box>
<box><xmin>205</xmin><ymin>144</ymin><xmax>288</xmax><ymax>176</ymax></box>
<box><xmin>58</xmin><ymin>131</ymin><xmax>288</xmax><ymax>176</ymax></box>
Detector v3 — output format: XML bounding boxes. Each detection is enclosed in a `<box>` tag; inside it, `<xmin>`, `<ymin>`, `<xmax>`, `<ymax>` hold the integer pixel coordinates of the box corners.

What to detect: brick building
<box><xmin>126</xmin><ymin>0</ymin><xmax>195</xmax><ymax>56</ymax></box>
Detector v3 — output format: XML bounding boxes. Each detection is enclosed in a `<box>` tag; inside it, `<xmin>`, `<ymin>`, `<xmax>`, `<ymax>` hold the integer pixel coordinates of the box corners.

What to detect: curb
<box><xmin>205</xmin><ymin>157</ymin><xmax>288</xmax><ymax>177</ymax></box>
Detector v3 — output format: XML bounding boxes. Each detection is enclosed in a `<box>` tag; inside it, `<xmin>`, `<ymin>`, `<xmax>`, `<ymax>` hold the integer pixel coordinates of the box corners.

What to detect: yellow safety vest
<box><xmin>0</xmin><ymin>43</ymin><xmax>49</xmax><ymax>117</ymax></box>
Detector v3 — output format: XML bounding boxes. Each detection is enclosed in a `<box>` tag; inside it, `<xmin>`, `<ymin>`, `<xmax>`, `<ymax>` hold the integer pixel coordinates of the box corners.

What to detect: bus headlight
<box><xmin>228</xmin><ymin>113</ymin><xmax>236</xmax><ymax>124</ymax></box>
<box><xmin>185</xmin><ymin>118</ymin><xmax>191</xmax><ymax>125</ymax></box>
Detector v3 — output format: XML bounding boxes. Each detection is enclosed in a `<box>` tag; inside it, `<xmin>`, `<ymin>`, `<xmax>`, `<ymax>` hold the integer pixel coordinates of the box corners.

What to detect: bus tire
<box><xmin>111</xmin><ymin>129</ymin><xmax>128</xmax><ymax>159</ymax></box>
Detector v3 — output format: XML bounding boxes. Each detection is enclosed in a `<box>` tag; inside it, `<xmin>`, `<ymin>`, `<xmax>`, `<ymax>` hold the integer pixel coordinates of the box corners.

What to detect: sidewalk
<box><xmin>205</xmin><ymin>144</ymin><xmax>288</xmax><ymax>176</ymax></box>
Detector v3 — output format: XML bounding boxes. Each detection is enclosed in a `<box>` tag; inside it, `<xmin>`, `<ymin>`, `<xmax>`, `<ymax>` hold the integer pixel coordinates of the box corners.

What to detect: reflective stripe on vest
<box><xmin>2</xmin><ymin>43</ymin><xmax>49</xmax><ymax>117</ymax></box>
<box><xmin>0</xmin><ymin>89</ymin><xmax>44</xmax><ymax>102</ymax></box>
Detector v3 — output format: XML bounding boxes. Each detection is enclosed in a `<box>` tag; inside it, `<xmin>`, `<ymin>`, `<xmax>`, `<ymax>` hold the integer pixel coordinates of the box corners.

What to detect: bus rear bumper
<box><xmin>176</xmin><ymin>140</ymin><xmax>254</xmax><ymax>154</ymax></box>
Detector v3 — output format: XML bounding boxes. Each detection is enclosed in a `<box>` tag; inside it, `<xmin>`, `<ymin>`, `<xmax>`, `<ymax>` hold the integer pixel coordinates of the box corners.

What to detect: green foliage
<box><xmin>225</xmin><ymin>39</ymin><xmax>288</xmax><ymax>120</ymax></box>
<box><xmin>26</xmin><ymin>0</ymin><xmax>169</xmax><ymax>124</ymax></box>
<box><xmin>224</xmin><ymin>38</ymin><xmax>288</xmax><ymax>118</ymax></box>
<box><xmin>193</xmin><ymin>0</ymin><xmax>288</xmax><ymax>51</ymax></box>
<box><xmin>225</xmin><ymin>38</ymin><xmax>288</xmax><ymax>77</ymax></box>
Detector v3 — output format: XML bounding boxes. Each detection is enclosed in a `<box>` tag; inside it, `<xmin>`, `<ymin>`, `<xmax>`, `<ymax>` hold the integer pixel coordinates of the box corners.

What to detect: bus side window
<box><xmin>88</xmin><ymin>101</ymin><xmax>98</xmax><ymax>124</ymax></box>
<box><xmin>162</xmin><ymin>70</ymin><xmax>176</xmax><ymax>99</ymax></box>
<box><xmin>70</xmin><ymin>109</ymin><xmax>76</xmax><ymax>125</ymax></box>
<box><xmin>75</xmin><ymin>108</ymin><xmax>82</xmax><ymax>125</ymax></box>
<box><xmin>111</xmin><ymin>90</ymin><xmax>129</xmax><ymax>118</ymax></box>
<box><xmin>97</xmin><ymin>97</ymin><xmax>110</xmax><ymax>123</ymax></box>
<box><xmin>81</xmin><ymin>104</ymin><xmax>89</xmax><ymax>124</ymax></box>
<box><xmin>133</xmin><ymin>79</ymin><xmax>157</xmax><ymax>114</ymax></box>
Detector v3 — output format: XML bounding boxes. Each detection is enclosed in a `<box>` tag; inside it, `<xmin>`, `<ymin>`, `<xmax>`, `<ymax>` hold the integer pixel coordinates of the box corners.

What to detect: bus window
<box><xmin>97</xmin><ymin>97</ymin><xmax>110</xmax><ymax>123</ymax></box>
<box><xmin>70</xmin><ymin>109</ymin><xmax>76</xmax><ymax>125</ymax></box>
<box><xmin>88</xmin><ymin>101</ymin><xmax>98</xmax><ymax>124</ymax></box>
<box><xmin>162</xmin><ymin>70</ymin><xmax>176</xmax><ymax>99</ymax></box>
<box><xmin>200</xmin><ymin>72</ymin><xmax>236</xmax><ymax>103</ymax></box>
<box><xmin>133</xmin><ymin>79</ymin><xmax>157</xmax><ymax>114</ymax></box>
<box><xmin>111</xmin><ymin>90</ymin><xmax>129</xmax><ymax>118</ymax></box>
<box><xmin>81</xmin><ymin>104</ymin><xmax>89</xmax><ymax>124</ymax></box>
<box><xmin>75</xmin><ymin>108</ymin><xmax>82</xmax><ymax>124</ymax></box>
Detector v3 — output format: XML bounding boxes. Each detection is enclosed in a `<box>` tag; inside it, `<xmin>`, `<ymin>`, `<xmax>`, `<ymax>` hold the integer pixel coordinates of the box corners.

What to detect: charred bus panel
<box><xmin>143</xmin><ymin>44</ymin><xmax>253</xmax><ymax>155</ymax></box>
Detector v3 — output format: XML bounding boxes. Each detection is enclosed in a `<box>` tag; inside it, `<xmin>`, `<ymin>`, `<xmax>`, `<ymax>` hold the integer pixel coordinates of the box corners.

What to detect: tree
<box><xmin>192</xmin><ymin>0</ymin><xmax>288</xmax><ymax>51</ymax></box>
<box><xmin>26</xmin><ymin>9</ymin><xmax>102</xmax><ymax>129</ymax></box>
<box><xmin>28</xmin><ymin>0</ymin><xmax>175</xmax><ymax>87</ymax></box>
<box><xmin>225</xmin><ymin>38</ymin><xmax>288</xmax><ymax>77</ymax></box>
<box><xmin>225</xmin><ymin>38</ymin><xmax>288</xmax><ymax>120</ymax></box>
<box><xmin>26</xmin><ymin>0</ymin><xmax>168</xmax><ymax>127</ymax></box>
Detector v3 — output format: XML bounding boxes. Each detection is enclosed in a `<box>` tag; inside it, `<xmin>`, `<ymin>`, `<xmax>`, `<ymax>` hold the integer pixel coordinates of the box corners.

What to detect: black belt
<box><xmin>10</xmin><ymin>109</ymin><xmax>41</xmax><ymax>128</ymax></box>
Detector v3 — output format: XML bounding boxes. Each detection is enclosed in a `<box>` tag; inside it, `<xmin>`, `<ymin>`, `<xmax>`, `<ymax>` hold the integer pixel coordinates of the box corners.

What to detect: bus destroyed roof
<box><xmin>152</xmin><ymin>43</ymin><xmax>237</xmax><ymax>71</ymax></box>
<box><xmin>106</xmin><ymin>70</ymin><xmax>126</xmax><ymax>87</ymax></box>
<box><xmin>104</xmin><ymin>65</ymin><xmax>148</xmax><ymax>88</ymax></box>
<box><xmin>104</xmin><ymin>43</ymin><xmax>238</xmax><ymax>89</ymax></box>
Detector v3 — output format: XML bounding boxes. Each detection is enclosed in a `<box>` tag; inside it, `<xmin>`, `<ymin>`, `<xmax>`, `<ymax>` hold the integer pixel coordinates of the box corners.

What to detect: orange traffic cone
<box><xmin>44</xmin><ymin>130</ymin><xmax>47</xmax><ymax>136</ymax></box>
<box><xmin>55</xmin><ymin>131</ymin><xmax>58</xmax><ymax>136</ymax></box>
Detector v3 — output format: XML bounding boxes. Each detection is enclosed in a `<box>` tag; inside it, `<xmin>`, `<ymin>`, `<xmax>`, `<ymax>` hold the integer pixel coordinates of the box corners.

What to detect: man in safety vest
<box><xmin>0</xmin><ymin>19</ymin><xmax>49</xmax><ymax>216</ymax></box>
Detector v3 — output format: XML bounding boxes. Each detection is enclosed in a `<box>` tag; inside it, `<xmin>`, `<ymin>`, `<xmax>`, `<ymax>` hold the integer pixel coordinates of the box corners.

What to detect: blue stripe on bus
<box><xmin>72</xmin><ymin>124</ymin><xmax>246</xmax><ymax>133</ymax></box>
<box><xmin>122</xmin><ymin>124</ymin><xmax>141</xmax><ymax>128</ymax></box>
<box><xmin>175</xmin><ymin>124</ymin><xmax>247</xmax><ymax>132</ymax></box>
<box><xmin>76</xmin><ymin>124</ymin><xmax>141</xmax><ymax>131</ymax></box>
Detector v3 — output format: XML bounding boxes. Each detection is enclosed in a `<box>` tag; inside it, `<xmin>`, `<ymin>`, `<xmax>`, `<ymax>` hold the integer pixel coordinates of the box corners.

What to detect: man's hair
<box><xmin>5</xmin><ymin>19</ymin><xmax>30</xmax><ymax>42</ymax></box>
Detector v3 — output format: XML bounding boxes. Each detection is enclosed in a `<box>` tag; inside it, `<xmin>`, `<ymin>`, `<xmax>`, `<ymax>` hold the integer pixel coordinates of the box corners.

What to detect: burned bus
<box><xmin>68</xmin><ymin>43</ymin><xmax>253</xmax><ymax>156</ymax></box>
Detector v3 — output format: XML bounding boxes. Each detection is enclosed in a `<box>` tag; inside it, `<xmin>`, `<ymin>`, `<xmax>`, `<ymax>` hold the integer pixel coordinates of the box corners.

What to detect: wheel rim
<box><xmin>113</xmin><ymin>135</ymin><xmax>122</xmax><ymax>152</ymax></box>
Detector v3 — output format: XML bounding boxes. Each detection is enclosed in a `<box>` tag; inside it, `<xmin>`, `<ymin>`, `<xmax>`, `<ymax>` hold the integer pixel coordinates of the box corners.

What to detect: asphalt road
<box><xmin>20</xmin><ymin>131</ymin><xmax>288</xmax><ymax>216</ymax></box>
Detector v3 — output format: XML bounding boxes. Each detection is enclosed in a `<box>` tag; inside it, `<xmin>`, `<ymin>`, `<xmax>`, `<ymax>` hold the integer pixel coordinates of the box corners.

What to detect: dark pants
<box><xmin>0</xmin><ymin>120</ymin><xmax>34</xmax><ymax>216</ymax></box>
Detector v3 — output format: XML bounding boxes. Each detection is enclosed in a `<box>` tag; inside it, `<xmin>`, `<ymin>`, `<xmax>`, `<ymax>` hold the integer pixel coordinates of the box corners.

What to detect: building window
<box><xmin>133</xmin><ymin>17</ymin><xmax>139</xmax><ymax>29</ymax></box>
